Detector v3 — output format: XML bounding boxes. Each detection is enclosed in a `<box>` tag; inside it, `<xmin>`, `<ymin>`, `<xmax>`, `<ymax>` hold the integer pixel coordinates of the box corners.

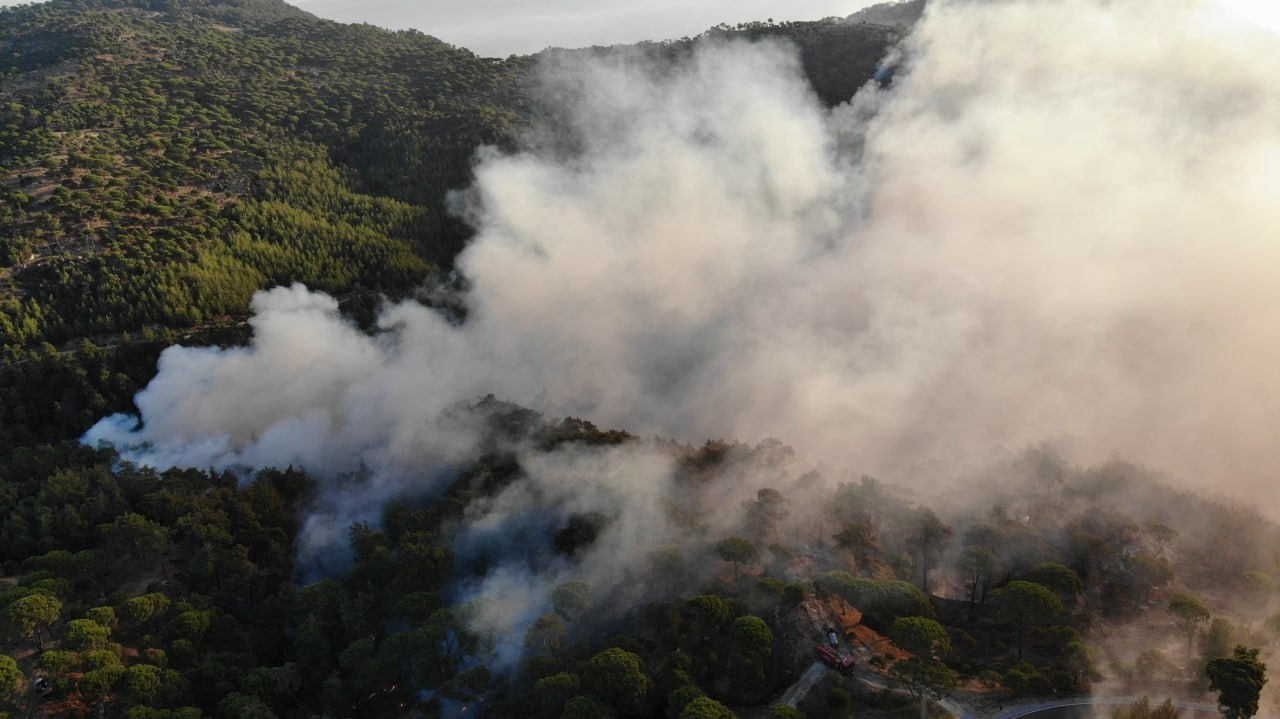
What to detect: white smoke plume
<box><xmin>89</xmin><ymin>0</ymin><xmax>1280</xmax><ymax>585</ymax></box>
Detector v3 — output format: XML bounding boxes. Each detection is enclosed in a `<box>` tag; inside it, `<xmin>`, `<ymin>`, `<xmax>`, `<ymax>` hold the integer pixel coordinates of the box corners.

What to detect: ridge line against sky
<box><xmin>287</xmin><ymin>0</ymin><xmax>881</xmax><ymax>57</ymax></box>
<box><xmin>0</xmin><ymin>0</ymin><xmax>882</xmax><ymax>56</ymax></box>
<box><xmin>2</xmin><ymin>0</ymin><xmax>1278</xmax><ymax>57</ymax></box>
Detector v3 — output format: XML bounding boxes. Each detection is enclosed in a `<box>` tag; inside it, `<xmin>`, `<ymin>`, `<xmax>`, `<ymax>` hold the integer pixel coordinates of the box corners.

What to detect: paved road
<box><xmin>994</xmin><ymin>696</ymin><xmax>1220</xmax><ymax>719</ymax></box>
<box><xmin>767</xmin><ymin>651</ymin><xmax>1226</xmax><ymax>719</ymax></box>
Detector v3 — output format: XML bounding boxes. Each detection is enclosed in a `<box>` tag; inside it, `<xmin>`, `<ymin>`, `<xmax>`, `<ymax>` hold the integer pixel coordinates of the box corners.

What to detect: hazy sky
<box><xmin>286</xmin><ymin>0</ymin><xmax>878</xmax><ymax>56</ymax></box>
<box><xmin>2</xmin><ymin>0</ymin><xmax>1277</xmax><ymax>55</ymax></box>
<box><xmin>264</xmin><ymin>0</ymin><xmax>1280</xmax><ymax>56</ymax></box>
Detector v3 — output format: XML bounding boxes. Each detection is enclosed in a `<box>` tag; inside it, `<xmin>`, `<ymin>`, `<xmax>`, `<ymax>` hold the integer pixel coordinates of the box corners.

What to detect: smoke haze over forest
<box><xmin>88</xmin><ymin>0</ymin><xmax>1280</xmax><ymax>527</ymax></box>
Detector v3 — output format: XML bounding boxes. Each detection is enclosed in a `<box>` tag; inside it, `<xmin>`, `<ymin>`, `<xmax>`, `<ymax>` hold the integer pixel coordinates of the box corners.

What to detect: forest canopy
<box><xmin>2</xmin><ymin>0</ymin><xmax>1276</xmax><ymax>718</ymax></box>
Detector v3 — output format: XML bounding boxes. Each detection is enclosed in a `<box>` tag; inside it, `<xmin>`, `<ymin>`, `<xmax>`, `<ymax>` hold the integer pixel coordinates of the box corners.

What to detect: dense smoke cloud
<box><xmin>90</xmin><ymin>0</ymin><xmax>1280</xmax><ymax>545</ymax></box>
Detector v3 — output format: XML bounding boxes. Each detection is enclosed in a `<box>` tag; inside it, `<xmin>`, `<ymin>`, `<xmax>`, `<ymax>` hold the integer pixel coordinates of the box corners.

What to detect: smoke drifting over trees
<box><xmin>84</xmin><ymin>0</ymin><xmax>1280</xmax><ymax>663</ymax></box>
<box><xmin>90</xmin><ymin>0</ymin><xmax>1280</xmax><ymax>502</ymax></box>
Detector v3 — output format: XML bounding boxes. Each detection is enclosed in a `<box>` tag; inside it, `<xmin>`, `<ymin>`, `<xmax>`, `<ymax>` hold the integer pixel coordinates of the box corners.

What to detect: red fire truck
<box><xmin>815</xmin><ymin>644</ymin><xmax>856</xmax><ymax>675</ymax></box>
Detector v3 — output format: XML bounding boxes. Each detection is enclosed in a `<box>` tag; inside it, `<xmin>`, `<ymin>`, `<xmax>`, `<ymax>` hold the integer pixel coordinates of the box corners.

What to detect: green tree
<box><xmin>812</xmin><ymin>572</ymin><xmax>934</xmax><ymax>626</ymax></box>
<box><xmin>1028</xmin><ymin>563</ymin><xmax>1084</xmax><ymax>601</ymax></box>
<box><xmin>395</xmin><ymin>532</ymin><xmax>452</xmax><ymax>594</ymax></box>
<box><xmin>64</xmin><ymin>617</ymin><xmax>111</xmax><ymax>650</ymax></box>
<box><xmin>395</xmin><ymin>591</ymin><xmax>442</xmax><ymax>625</ymax></box>
<box><xmin>142</xmin><ymin>647</ymin><xmax>167</xmax><ymax>667</ymax></box>
<box><xmin>1168</xmin><ymin>594</ymin><xmax>1211</xmax><ymax>659</ymax></box>
<box><xmin>124</xmin><ymin>664</ymin><xmax>164</xmax><ymax>704</ymax></box>
<box><xmin>743</xmin><ymin>488</ymin><xmax>789</xmax><ymax>546</ymax></box>
<box><xmin>525</xmin><ymin>613</ymin><xmax>567</xmax><ymax>665</ymax></box>
<box><xmin>441</xmin><ymin>665</ymin><xmax>491</xmax><ymax>705</ymax></box>
<box><xmin>534</xmin><ymin>672</ymin><xmax>579</xmax><ymax>716</ymax></box>
<box><xmin>552</xmin><ymin>579</ymin><xmax>592</xmax><ymax>621</ymax></box>
<box><xmin>1003</xmin><ymin>668</ymin><xmax>1030</xmax><ymax>697</ymax></box>
<box><xmin>891</xmin><ymin>656</ymin><xmax>957</xmax><ymax>718</ymax></box>
<box><xmin>38</xmin><ymin>649</ymin><xmax>77</xmax><ymax>677</ymax></box>
<box><xmin>889</xmin><ymin>616</ymin><xmax>956</xmax><ymax>718</ymax></box>
<box><xmin>423</xmin><ymin>607</ymin><xmax>476</xmax><ymax>671</ymax></box>
<box><xmin>84</xmin><ymin>650</ymin><xmax>122</xmax><ymax>671</ymax></box>
<box><xmin>101</xmin><ymin>512</ymin><xmax>169</xmax><ymax>570</ymax></box>
<box><xmin>1146</xmin><ymin>523</ymin><xmax>1178</xmax><ymax>558</ymax></box>
<box><xmin>0</xmin><ymin>654</ymin><xmax>23</xmax><ymax>701</ymax></box>
<box><xmin>3</xmin><ymin>592</ymin><xmax>61</xmax><ymax>650</ymax></box>
<box><xmin>768</xmin><ymin>706</ymin><xmax>805</xmax><ymax>719</ymax></box>
<box><xmin>168</xmin><ymin>610</ymin><xmax>212</xmax><ymax>642</ymax></box>
<box><xmin>1205</xmin><ymin>646</ymin><xmax>1267</xmax><ymax>719</ymax></box>
<box><xmin>85</xmin><ymin>606</ymin><xmax>118</xmax><ymax>629</ymax></box>
<box><xmin>833</xmin><ymin>521</ymin><xmax>881</xmax><ymax>574</ymax></box>
<box><xmin>666</xmin><ymin>685</ymin><xmax>704</xmax><ymax>718</ymax></box>
<box><xmin>716</xmin><ymin>537</ymin><xmax>758</xmax><ymax>581</ymax></box>
<box><xmin>244</xmin><ymin>662</ymin><xmax>299</xmax><ymax>706</ymax></box>
<box><xmin>731</xmin><ymin>614</ymin><xmax>773</xmax><ymax>685</ymax></box>
<box><xmin>905</xmin><ymin>508</ymin><xmax>953</xmax><ymax>591</ymax></box>
<box><xmin>217</xmin><ymin>692</ymin><xmax>277</xmax><ymax>719</ymax></box>
<box><xmin>81</xmin><ymin>665</ymin><xmax>125</xmax><ymax>706</ymax></box>
<box><xmin>1057</xmin><ymin>641</ymin><xmax>1095</xmax><ymax>687</ymax></box>
<box><xmin>890</xmin><ymin>617</ymin><xmax>951</xmax><ymax>659</ymax></box>
<box><xmin>1126</xmin><ymin>555</ymin><xmax>1173</xmax><ymax>602</ymax></box>
<box><xmin>959</xmin><ymin>545</ymin><xmax>1001</xmax><ymax>615</ymax></box>
<box><xmin>684</xmin><ymin>595</ymin><xmax>730</xmax><ymax>637</ymax></box>
<box><xmin>991</xmin><ymin>581</ymin><xmax>1061</xmax><ymax>660</ymax></box>
<box><xmin>583</xmin><ymin>647</ymin><xmax>650</xmax><ymax>716</ymax></box>
<box><xmin>731</xmin><ymin>615</ymin><xmax>773</xmax><ymax>660</ymax></box>
<box><xmin>679</xmin><ymin>696</ymin><xmax>738</xmax><ymax>719</ymax></box>
<box><xmin>562</xmin><ymin>694</ymin><xmax>615</xmax><ymax>719</ymax></box>
<box><xmin>1202</xmin><ymin>619</ymin><xmax>1239</xmax><ymax>663</ymax></box>
<box><xmin>1113</xmin><ymin>696</ymin><xmax>1181</xmax><ymax>719</ymax></box>
<box><xmin>122</xmin><ymin>592</ymin><xmax>171</xmax><ymax>628</ymax></box>
<box><xmin>168</xmin><ymin>639</ymin><xmax>197</xmax><ymax>668</ymax></box>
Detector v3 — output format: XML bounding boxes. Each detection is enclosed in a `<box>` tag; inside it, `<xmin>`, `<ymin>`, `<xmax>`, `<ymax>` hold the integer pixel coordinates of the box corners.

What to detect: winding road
<box><xmin>773</xmin><ymin>661</ymin><xmax>1224</xmax><ymax>719</ymax></box>
<box><xmin>775</xmin><ymin>599</ymin><xmax>1229</xmax><ymax>717</ymax></box>
<box><xmin>994</xmin><ymin>697</ymin><xmax>1219</xmax><ymax>719</ymax></box>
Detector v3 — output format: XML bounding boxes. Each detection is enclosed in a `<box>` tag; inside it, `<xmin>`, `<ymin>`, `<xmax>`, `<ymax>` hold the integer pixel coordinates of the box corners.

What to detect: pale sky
<box><xmin>287</xmin><ymin>0</ymin><xmax>879</xmax><ymax>56</ymax></box>
<box><xmin>0</xmin><ymin>0</ymin><xmax>884</xmax><ymax>57</ymax></box>
<box><xmin>2</xmin><ymin>0</ymin><xmax>1276</xmax><ymax>56</ymax></box>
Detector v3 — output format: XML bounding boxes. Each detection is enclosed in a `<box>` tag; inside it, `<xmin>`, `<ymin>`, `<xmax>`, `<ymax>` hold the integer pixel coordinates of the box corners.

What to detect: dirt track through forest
<box><xmin>777</xmin><ymin>660</ymin><xmax>828</xmax><ymax>707</ymax></box>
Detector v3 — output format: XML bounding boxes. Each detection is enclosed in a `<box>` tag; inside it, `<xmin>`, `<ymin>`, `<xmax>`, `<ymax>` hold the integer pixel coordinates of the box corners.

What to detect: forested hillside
<box><xmin>4</xmin><ymin>408</ymin><xmax>1280</xmax><ymax>718</ymax></box>
<box><xmin>0</xmin><ymin>3</ymin><xmax>921</xmax><ymax>716</ymax></box>
<box><xmin>0</xmin><ymin>0</ymin><xmax>529</xmax><ymax>349</ymax></box>
<box><xmin>7</xmin><ymin>1</ymin><xmax>1274</xmax><ymax>718</ymax></box>
<box><xmin>0</xmin><ymin>0</ymin><xmax>899</xmax><ymax>454</ymax></box>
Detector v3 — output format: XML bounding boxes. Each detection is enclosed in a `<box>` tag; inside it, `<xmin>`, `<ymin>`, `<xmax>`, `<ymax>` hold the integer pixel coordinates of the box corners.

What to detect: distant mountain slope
<box><xmin>706</xmin><ymin>19</ymin><xmax>902</xmax><ymax>105</ymax></box>
<box><xmin>552</xmin><ymin>18</ymin><xmax>902</xmax><ymax>107</ymax></box>
<box><xmin>81</xmin><ymin>0</ymin><xmax>318</xmax><ymax>28</ymax></box>
<box><xmin>0</xmin><ymin>0</ymin><xmax>530</xmax><ymax>350</ymax></box>
<box><xmin>0</xmin><ymin>0</ymin><xmax>533</xmax><ymax>450</ymax></box>
<box><xmin>847</xmin><ymin>0</ymin><xmax>926</xmax><ymax>28</ymax></box>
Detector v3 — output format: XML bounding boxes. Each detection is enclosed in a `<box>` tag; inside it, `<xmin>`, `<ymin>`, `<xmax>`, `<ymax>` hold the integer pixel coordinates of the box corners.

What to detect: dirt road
<box><xmin>777</xmin><ymin>660</ymin><xmax>829</xmax><ymax>707</ymax></box>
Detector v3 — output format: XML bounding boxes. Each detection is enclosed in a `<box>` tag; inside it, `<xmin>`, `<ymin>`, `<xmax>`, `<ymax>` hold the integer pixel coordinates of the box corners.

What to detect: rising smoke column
<box><xmin>89</xmin><ymin>0</ymin><xmax>1280</xmax><ymax>532</ymax></box>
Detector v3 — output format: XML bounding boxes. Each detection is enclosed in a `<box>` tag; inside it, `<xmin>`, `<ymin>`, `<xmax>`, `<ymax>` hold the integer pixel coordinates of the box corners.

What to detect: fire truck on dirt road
<box><xmin>815</xmin><ymin>644</ymin><xmax>856</xmax><ymax>675</ymax></box>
